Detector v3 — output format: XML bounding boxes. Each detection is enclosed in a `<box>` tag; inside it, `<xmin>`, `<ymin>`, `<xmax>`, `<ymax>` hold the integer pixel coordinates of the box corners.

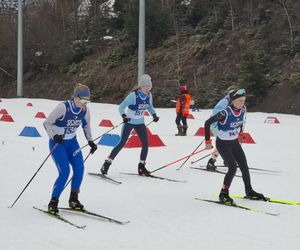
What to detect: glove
<box><xmin>205</xmin><ymin>140</ymin><xmax>213</xmax><ymax>150</ymax></box>
<box><xmin>88</xmin><ymin>141</ymin><xmax>97</xmax><ymax>154</ymax></box>
<box><xmin>152</xmin><ymin>113</ymin><xmax>160</xmax><ymax>122</ymax></box>
<box><xmin>122</xmin><ymin>114</ymin><xmax>131</xmax><ymax>123</ymax></box>
<box><xmin>53</xmin><ymin>134</ymin><xmax>63</xmax><ymax>144</ymax></box>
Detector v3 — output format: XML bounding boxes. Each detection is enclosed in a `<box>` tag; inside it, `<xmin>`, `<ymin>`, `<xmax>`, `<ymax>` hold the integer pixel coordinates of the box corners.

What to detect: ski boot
<box><xmin>175</xmin><ymin>125</ymin><xmax>183</xmax><ymax>136</ymax></box>
<box><xmin>181</xmin><ymin>125</ymin><xmax>188</xmax><ymax>136</ymax></box>
<box><xmin>206</xmin><ymin>158</ymin><xmax>217</xmax><ymax>171</ymax></box>
<box><xmin>69</xmin><ymin>191</ymin><xmax>84</xmax><ymax>210</ymax></box>
<box><xmin>138</xmin><ymin>162</ymin><xmax>151</xmax><ymax>176</ymax></box>
<box><xmin>48</xmin><ymin>197</ymin><xmax>59</xmax><ymax>214</ymax></box>
<box><xmin>219</xmin><ymin>188</ymin><xmax>235</xmax><ymax>205</ymax></box>
<box><xmin>101</xmin><ymin>159</ymin><xmax>112</xmax><ymax>175</ymax></box>
<box><xmin>245</xmin><ymin>188</ymin><xmax>266</xmax><ymax>201</ymax></box>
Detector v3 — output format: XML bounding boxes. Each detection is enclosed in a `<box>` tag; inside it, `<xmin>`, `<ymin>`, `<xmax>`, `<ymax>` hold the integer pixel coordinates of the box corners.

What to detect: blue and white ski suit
<box><xmin>108</xmin><ymin>89</ymin><xmax>156</xmax><ymax>161</ymax></box>
<box><xmin>44</xmin><ymin>99</ymin><xmax>93</xmax><ymax>198</ymax></box>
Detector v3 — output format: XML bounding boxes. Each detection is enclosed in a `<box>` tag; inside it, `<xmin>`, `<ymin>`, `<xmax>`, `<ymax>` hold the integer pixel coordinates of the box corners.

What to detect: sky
<box><xmin>0</xmin><ymin>98</ymin><xmax>300</xmax><ymax>250</ymax></box>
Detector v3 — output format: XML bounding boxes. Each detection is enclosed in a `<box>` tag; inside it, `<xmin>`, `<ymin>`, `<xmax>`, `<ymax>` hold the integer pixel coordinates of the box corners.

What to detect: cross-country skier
<box><xmin>100</xmin><ymin>74</ymin><xmax>159</xmax><ymax>176</ymax></box>
<box><xmin>204</xmin><ymin>88</ymin><xmax>266</xmax><ymax>204</ymax></box>
<box><xmin>206</xmin><ymin>85</ymin><xmax>239</xmax><ymax>170</ymax></box>
<box><xmin>43</xmin><ymin>83</ymin><xmax>97</xmax><ymax>214</ymax></box>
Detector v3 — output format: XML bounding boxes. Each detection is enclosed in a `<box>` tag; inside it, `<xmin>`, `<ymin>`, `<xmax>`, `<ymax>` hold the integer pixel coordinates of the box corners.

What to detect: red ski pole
<box><xmin>150</xmin><ymin>148</ymin><xmax>208</xmax><ymax>174</ymax></box>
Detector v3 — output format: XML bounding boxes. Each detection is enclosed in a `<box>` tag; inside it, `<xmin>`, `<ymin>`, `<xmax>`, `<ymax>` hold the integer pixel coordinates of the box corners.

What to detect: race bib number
<box><xmin>135</xmin><ymin>110</ymin><xmax>144</xmax><ymax>116</ymax></box>
<box><xmin>229</xmin><ymin>128</ymin><xmax>239</xmax><ymax>137</ymax></box>
<box><xmin>66</xmin><ymin>127</ymin><xmax>75</xmax><ymax>134</ymax></box>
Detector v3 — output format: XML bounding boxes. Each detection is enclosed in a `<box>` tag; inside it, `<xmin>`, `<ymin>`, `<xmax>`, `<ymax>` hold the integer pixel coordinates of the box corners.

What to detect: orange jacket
<box><xmin>176</xmin><ymin>93</ymin><xmax>191</xmax><ymax>116</ymax></box>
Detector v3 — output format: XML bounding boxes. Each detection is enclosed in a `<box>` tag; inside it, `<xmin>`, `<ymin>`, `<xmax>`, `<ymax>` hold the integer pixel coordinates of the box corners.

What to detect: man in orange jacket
<box><xmin>175</xmin><ymin>85</ymin><xmax>191</xmax><ymax>136</ymax></box>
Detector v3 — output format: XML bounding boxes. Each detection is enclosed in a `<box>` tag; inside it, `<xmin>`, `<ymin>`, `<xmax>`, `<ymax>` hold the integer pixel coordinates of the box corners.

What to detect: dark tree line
<box><xmin>1</xmin><ymin>0</ymin><xmax>300</xmax><ymax>106</ymax></box>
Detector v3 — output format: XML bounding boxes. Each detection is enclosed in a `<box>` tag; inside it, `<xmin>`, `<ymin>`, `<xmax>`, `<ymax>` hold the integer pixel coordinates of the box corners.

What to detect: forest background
<box><xmin>0</xmin><ymin>0</ymin><xmax>300</xmax><ymax>114</ymax></box>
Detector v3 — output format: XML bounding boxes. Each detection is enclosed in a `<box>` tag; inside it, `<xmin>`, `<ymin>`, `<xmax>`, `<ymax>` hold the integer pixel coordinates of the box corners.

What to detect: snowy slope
<box><xmin>0</xmin><ymin>98</ymin><xmax>300</xmax><ymax>250</ymax></box>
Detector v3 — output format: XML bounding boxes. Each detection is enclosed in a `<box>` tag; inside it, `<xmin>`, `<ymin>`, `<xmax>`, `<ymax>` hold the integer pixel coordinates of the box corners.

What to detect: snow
<box><xmin>0</xmin><ymin>98</ymin><xmax>300</xmax><ymax>250</ymax></box>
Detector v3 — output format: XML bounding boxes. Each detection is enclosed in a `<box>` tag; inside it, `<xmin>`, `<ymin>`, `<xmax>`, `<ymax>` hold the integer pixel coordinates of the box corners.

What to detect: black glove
<box><xmin>53</xmin><ymin>134</ymin><xmax>63</xmax><ymax>144</ymax></box>
<box><xmin>152</xmin><ymin>113</ymin><xmax>159</xmax><ymax>122</ymax></box>
<box><xmin>88</xmin><ymin>141</ymin><xmax>97</xmax><ymax>154</ymax></box>
<box><xmin>122</xmin><ymin>114</ymin><xmax>131</xmax><ymax>123</ymax></box>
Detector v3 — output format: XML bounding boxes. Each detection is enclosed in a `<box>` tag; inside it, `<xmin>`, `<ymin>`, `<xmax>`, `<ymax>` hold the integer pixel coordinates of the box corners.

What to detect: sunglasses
<box><xmin>78</xmin><ymin>96</ymin><xmax>91</xmax><ymax>105</ymax></box>
<box><xmin>233</xmin><ymin>88</ymin><xmax>246</xmax><ymax>96</ymax></box>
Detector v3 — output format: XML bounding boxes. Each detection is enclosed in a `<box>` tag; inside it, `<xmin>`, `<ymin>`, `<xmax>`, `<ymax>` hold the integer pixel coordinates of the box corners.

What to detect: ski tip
<box><xmin>118</xmin><ymin>220</ymin><xmax>130</xmax><ymax>225</ymax></box>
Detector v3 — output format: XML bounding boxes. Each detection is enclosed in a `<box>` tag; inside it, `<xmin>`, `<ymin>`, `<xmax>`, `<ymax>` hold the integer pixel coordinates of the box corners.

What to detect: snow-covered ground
<box><xmin>0</xmin><ymin>98</ymin><xmax>299</xmax><ymax>250</ymax></box>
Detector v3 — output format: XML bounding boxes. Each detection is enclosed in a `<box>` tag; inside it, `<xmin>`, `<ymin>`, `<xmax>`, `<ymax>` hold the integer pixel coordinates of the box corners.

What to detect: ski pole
<box><xmin>129</xmin><ymin>120</ymin><xmax>154</xmax><ymax>137</ymax></box>
<box><xmin>64</xmin><ymin>120</ymin><xmax>154</xmax><ymax>189</ymax></box>
<box><xmin>80</xmin><ymin>121</ymin><xmax>124</xmax><ymax>150</ymax></box>
<box><xmin>9</xmin><ymin>143</ymin><xmax>59</xmax><ymax>208</ymax></box>
<box><xmin>191</xmin><ymin>151</ymin><xmax>215</xmax><ymax>165</ymax></box>
<box><xmin>150</xmin><ymin>148</ymin><xmax>208</xmax><ymax>174</ymax></box>
<box><xmin>146</xmin><ymin>120</ymin><xmax>155</xmax><ymax>126</ymax></box>
<box><xmin>63</xmin><ymin>152</ymin><xmax>91</xmax><ymax>191</ymax></box>
<box><xmin>176</xmin><ymin>139</ymin><xmax>204</xmax><ymax>170</ymax></box>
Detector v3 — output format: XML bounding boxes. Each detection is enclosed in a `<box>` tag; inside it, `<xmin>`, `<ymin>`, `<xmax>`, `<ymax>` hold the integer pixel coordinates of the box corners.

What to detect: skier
<box><xmin>175</xmin><ymin>84</ymin><xmax>191</xmax><ymax>136</ymax></box>
<box><xmin>100</xmin><ymin>74</ymin><xmax>159</xmax><ymax>176</ymax></box>
<box><xmin>206</xmin><ymin>85</ymin><xmax>239</xmax><ymax>170</ymax></box>
<box><xmin>43</xmin><ymin>83</ymin><xmax>98</xmax><ymax>214</ymax></box>
<box><xmin>204</xmin><ymin>88</ymin><xmax>265</xmax><ymax>204</ymax></box>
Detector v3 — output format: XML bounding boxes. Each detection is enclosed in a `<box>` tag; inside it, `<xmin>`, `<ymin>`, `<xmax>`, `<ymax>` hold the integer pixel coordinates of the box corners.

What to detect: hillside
<box><xmin>2</xmin><ymin>32</ymin><xmax>300</xmax><ymax>114</ymax></box>
<box><xmin>0</xmin><ymin>1</ymin><xmax>300</xmax><ymax>114</ymax></box>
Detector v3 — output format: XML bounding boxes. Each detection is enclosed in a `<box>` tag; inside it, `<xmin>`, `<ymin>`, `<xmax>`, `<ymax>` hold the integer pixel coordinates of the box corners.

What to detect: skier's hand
<box><xmin>88</xmin><ymin>141</ymin><xmax>97</xmax><ymax>154</ymax></box>
<box><xmin>152</xmin><ymin>113</ymin><xmax>159</xmax><ymax>122</ymax></box>
<box><xmin>53</xmin><ymin>134</ymin><xmax>63</xmax><ymax>144</ymax></box>
<box><xmin>122</xmin><ymin>114</ymin><xmax>131</xmax><ymax>123</ymax></box>
<box><xmin>205</xmin><ymin>140</ymin><xmax>213</xmax><ymax>150</ymax></box>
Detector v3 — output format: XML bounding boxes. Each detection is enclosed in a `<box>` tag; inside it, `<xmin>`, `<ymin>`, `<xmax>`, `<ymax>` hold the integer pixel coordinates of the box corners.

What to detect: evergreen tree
<box><xmin>122</xmin><ymin>0</ymin><xmax>173</xmax><ymax>48</ymax></box>
<box><xmin>237</xmin><ymin>52</ymin><xmax>271</xmax><ymax>105</ymax></box>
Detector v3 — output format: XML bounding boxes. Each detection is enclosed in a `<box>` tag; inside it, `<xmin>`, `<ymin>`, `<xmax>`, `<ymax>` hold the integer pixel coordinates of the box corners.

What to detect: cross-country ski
<box><xmin>88</xmin><ymin>172</ymin><xmax>122</xmax><ymax>185</ymax></box>
<box><xmin>230</xmin><ymin>194</ymin><xmax>300</xmax><ymax>206</ymax></box>
<box><xmin>58</xmin><ymin>207</ymin><xmax>130</xmax><ymax>225</ymax></box>
<box><xmin>119</xmin><ymin>172</ymin><xmax>186</xmax><ymax>183</ymax></box>
<box><xmin>33</xmin><ymin>206</ymin><xmax>86</xmax><ymax>229</ymax></box>
<box><xmin>195</xmin><ymin>198</ymin><xmax>279</xmax><ymax>216</ymax></box>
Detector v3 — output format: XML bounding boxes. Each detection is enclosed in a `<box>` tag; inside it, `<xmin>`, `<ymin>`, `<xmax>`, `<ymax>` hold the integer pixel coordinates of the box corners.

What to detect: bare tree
<box><xmin>212</xmin><ymin>0</ymin><xmax>218</xmax><ymax>23</ymax></box>
<box><xmin>279</xmin><ymin>0</ymin><xmax>293</xmax><ymax>49</ymax></box>
<box><xmin>176</xmin><ymin>20</ymin><xmax>181</xmax><ymax>83</ymax></box>
<box><xmin>228</xmin><ymin>0</ymin><xmax>234</xmax><ymax>31</ymax></box>
<box><xmin>59</xmin><ymin>0</ymin><xmax>67</xmax><ymax>39</ymax></box>
<box><xmin>248</xmin><ymin>0</ymin><xmax>253</xmax><ymax>26</ymax></box>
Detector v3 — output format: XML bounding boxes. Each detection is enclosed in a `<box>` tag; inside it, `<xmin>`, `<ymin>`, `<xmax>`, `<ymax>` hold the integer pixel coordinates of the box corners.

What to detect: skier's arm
<box><xmin>213</xmin><ymin>98</ymin><xmax>229</xmax><ymax>115</ymax></box>
<box><xmin>204</xmin><ymin>110</ymin><xmax>226</xmax><ymax>141</ymax></box>
<box><xmin>82</xmin><ymin>108</ymin><xmax>93</xmax><ymax>141</ymax></box>
<box><xmin>118</xmin><ymin>92</ymin><xmax>135</xmax><ymax>116</ymax></box>
<box><xmin>241</xmin><ymin>106</ymin><xmax>247</xmax><ymax>132</ymax></box>
<box><xmin>43</xmin><ymin>103</ymin><xmax>66</xmax><ymax>139</ymax></box>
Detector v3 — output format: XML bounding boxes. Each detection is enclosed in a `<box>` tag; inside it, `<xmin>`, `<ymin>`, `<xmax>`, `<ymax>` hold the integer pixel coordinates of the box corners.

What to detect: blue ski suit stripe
<box><xmin>50</xmin><ymin>137</ymin><xmax>84</xmax><ymax>198</ymax></box>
